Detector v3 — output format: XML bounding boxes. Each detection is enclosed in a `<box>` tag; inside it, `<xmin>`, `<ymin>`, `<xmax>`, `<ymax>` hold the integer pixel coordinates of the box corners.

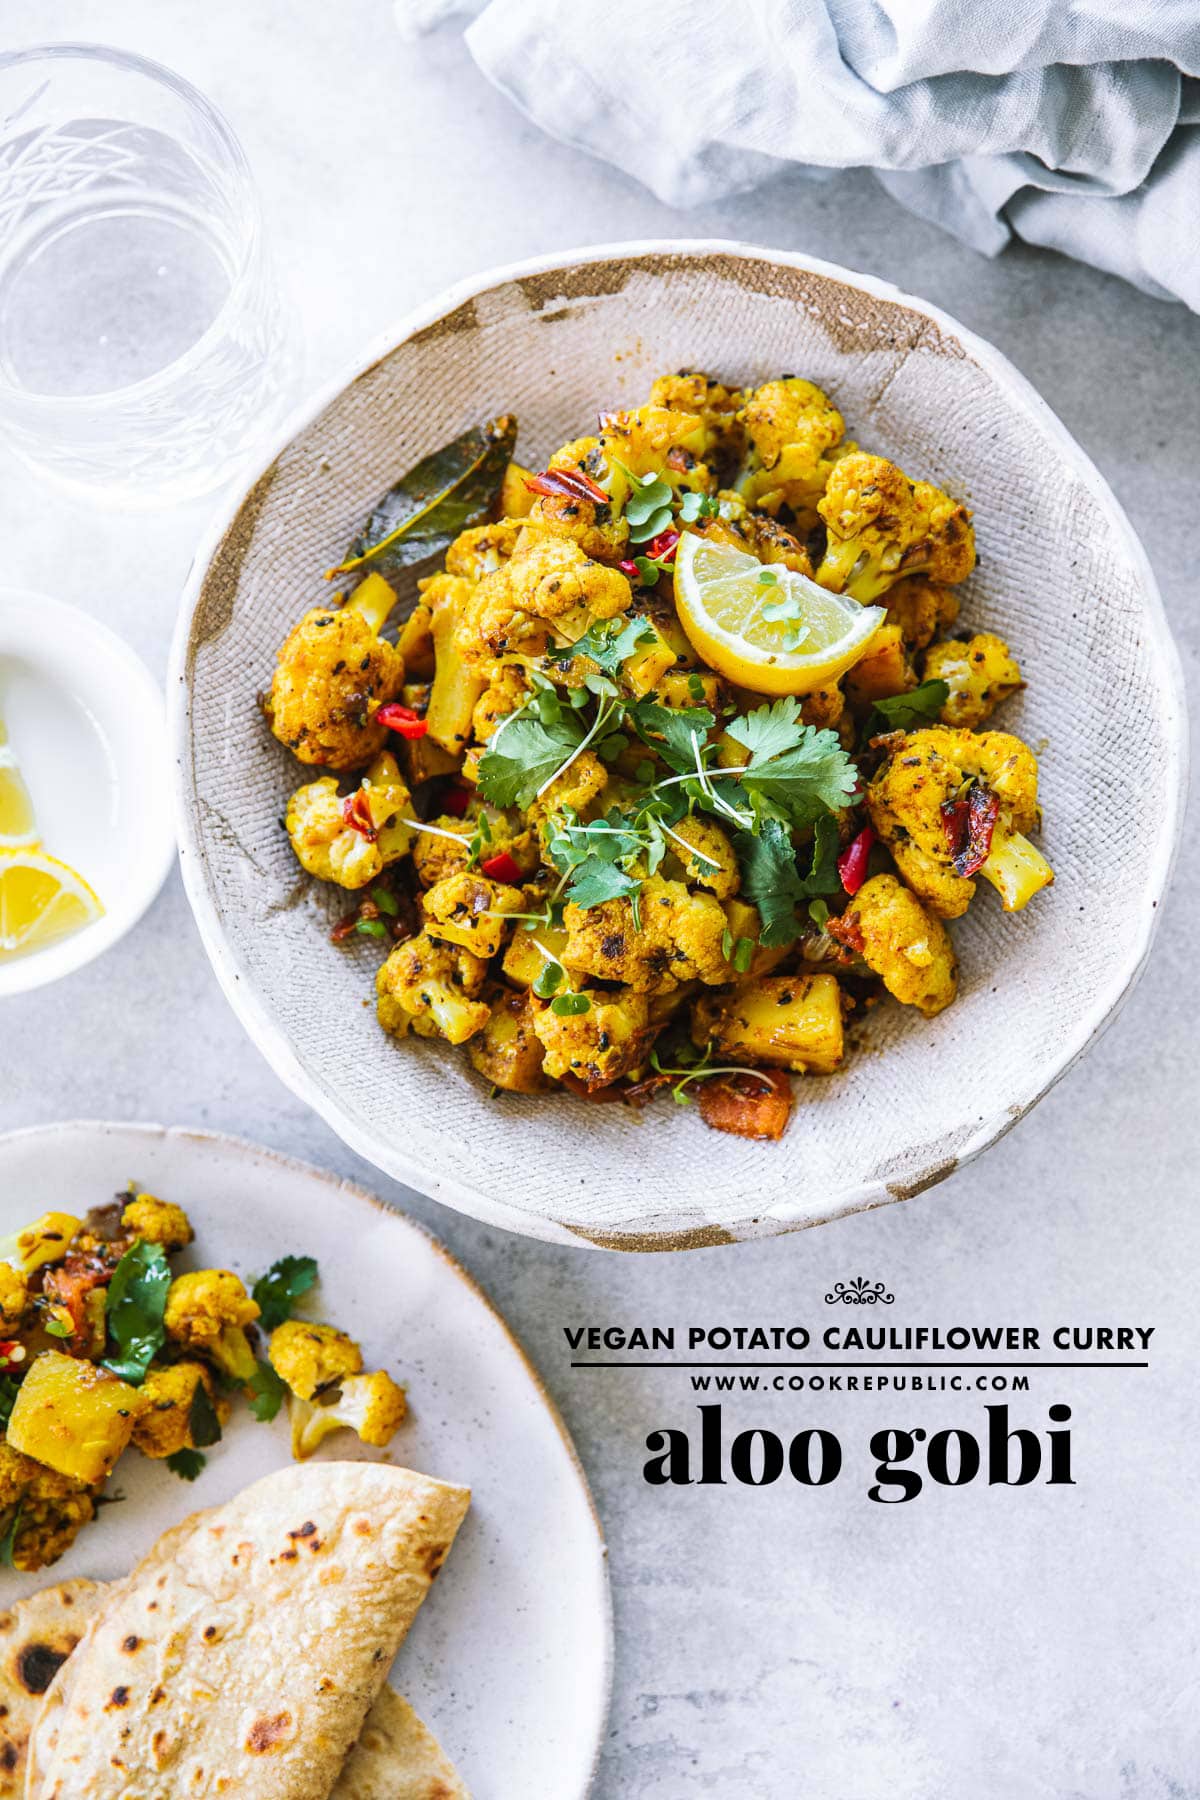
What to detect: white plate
<box><xmin>0</xmin><ymin>589</ymin><xmax>175</xmax><ymax>996</ymax></box>
<box><xmin>0</xmin><ymin>1121</ymin><xmax>611</xmax><ymax>1798</ymax></box>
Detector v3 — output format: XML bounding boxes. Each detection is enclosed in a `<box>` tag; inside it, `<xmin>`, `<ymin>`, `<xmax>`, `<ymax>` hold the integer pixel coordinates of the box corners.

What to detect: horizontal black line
<box><xmin>569</xmin><ymin>1361</ymin><xmax>1149</xmax><ymax>1370</ymax></box>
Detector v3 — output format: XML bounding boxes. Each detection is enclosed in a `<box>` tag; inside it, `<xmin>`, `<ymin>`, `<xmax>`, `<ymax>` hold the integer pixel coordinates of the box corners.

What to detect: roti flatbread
<box><xmin>0</xmin><ymin>1579</ymin><xmax>107</xmax><ymax>1796</ymax></box>
<box><xmin>333</xmin><ymin>1686</ymin><xmax>469</xmax><ymax>1800</ymax></box>
<box><xmin>26</xmin><ymin>1461</ymin><xmax>470</xmax><ymax>1799</ymax></box>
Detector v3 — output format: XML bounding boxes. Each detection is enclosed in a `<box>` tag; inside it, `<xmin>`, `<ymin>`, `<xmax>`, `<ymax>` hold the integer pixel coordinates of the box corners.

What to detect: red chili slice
<box><xmin>836</xmin><ymin>824</ymin><xmax>875</xmax><ymax>896</ymax></box>
<box><xmin>618</xmin><ymin>559</ymin><xmax>641</xmax><ymax>580</ymax></box>
<box><xmin>524</xmin><ymin>466</ymin><xmax>610</xmax><ymax>507</ymax></box>
<box><xmin>942</xmin><ymin>784</ymin><xmax>999</xmax><ymax>877</ymax></box>
<box><xmin>480</xmin><ymin>850</ymin><xmax>524</xmax><ymax>885</ymax></box>
<box><xmin>440</xmin><ymin>783</ymin><xmax>471</xmax><ymax>818</ymax></box>
<box><xmin>645</xmin><ymin>528</ymin><xmax>680</xmax><ymax>563</ymax></box>
<box><xmin>376</xmin><ymin>702</ymin><xmax>428</xmax><ymax>740</ymax></box>
<box><xmin>342</xmin><ymin>789</ymin><xmax>379</xmax><ymax>841</ymax></box>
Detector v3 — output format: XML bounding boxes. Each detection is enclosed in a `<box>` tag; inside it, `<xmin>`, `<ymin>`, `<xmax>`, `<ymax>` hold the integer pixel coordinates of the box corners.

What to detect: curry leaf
<box><xmin>331</xmin><ymin>415</ymin><xmax>517</xmax><ymax>580</ymax></box>
<box><xmin>251</xmin><ymin>1255</ymin><xmax>318</xmax><ymax>1332</ymax></box>
<box><xmin>101</xmin><ymin>1241</ymin><xmax>171</xmax><ymax>1386</ymax></box>
<box><xmin>871</xmin><ymin>679</ymin><xmax>949</xmax><ymax>732</ymax></box>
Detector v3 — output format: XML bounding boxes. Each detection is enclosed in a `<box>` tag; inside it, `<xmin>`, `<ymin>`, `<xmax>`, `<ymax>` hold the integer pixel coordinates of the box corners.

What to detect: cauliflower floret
<box><xmin>0</xmin><ymin>1443</ymin><xmax>95</xmax><ymax>1573</ymax></box>
<box><xmin>815</xmin><ymin>453</ymin><xmax>976</xmax><ymax>602</ymax></box>
<box><xmin>467</xmin><ymin>991</ymin><xmax>549</xmax><ymax>1093</ymax></box>
<box><xmin>120</xmin><ymin>1193</ymin><xmax>193</xmax><ymax>1253</ymax></box>
<box><xmin>289</xmin><ymin>1369</ymin><xmax>408</xmax><ymax>1460</ymax></box>
<box><xmin>131</xmin><ymin>1361</ymin><xmax>229</xmax><ymax>1459</ymax></box>
<box><xmin>923</xmin><ymin>633</ymin><xmax>1023</xmax><ymax>728</ymax></box>
<box><xmin>837</xmin><ymin>873</ymin><xmax>957</xmax><ymax>1018</ymax></box>
<box><xmin>286</xmin><ymin>752</ymin><xmax>414</xmax><ymax>890</ymax></box>
<box><xmin>595</xmin><ymin>405</ymin><xmax>714</xmax><ymax>499</ymax></box>
<box><xmin>264</xmin><ymin>573</ymin><xmax>405</xmax><ymax>770</ymax></box>
<box><xmin>737</xmin><ymin>377</ymin><xmax>851</xmax><ymax>523</ymax></box>
<box><xmin>531</xmin><ymin>988</ymin><xmax>652</xmax><ymax>1089</ymax></box>
<box><xmin>375</xmin><ymin>932</ymin><xmax>490</xmax><ymax>1045</ymax></box>
<box><xmin>471</xmin><ymin>663</ymin><xmax>532</xmax><ymax>742</ymax></box>
<box><xmin>648</xmin><ymin>372</ymin><xmax>746</xmax><ymax>463</ymax></box>
<box><xmin>444</xmin><ymin>518</ymin><xmax>524</xmax><ymax>583</ymax></box>
<box><xmin>411</xmin><ymin>816</ymin><xmax>474</xmax><ymax>888</ymax></box>
<box><xmin>422</xmin><ymin>871</ymin><xmax>525</xmax><ymax>960</ymax></box>
<box><xmin>562</xmin><ymin>876</ymin><xmax>729</xmax><ymax>993</ymax></box>
<box><xmin>528</xmin><ymin>751</ymin><xmax>610</xmax><ymax>831</ymax></box>
<box><xmin>268</xmin><ymin>1319</ymin><xmax>363</xmax><ymax>1401</ymax></box>
<box><xmin>163</xmin><ymin>1270</ymin><xmax>260</xmax><ymax>1386</ymax></box>
<box><xmin>667</xmin><ymin>816</ymin><xmax>740</xmax><ymax>898</ymax></box>
<box><xmin>0</xmin><ymin>1262</ymin><xmax>29</xmax><ymax>1325</ymax></box>
<box><xmin>885</xmin><ymin>575</ymin><xmax>960</xmax><ymax>651</ymax></box>
<box><xmin>468</xmin><ymin>531</ymin><xmax>632</xmax><ymax>663</ymax></box>
<box><xmin>867</xmin><ymin>726</ymin><xmax>1052</xmax><ymax>917</ymax></box>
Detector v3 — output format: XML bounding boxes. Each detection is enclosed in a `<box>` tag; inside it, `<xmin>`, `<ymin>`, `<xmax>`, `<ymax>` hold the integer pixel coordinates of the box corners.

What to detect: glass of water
<box><xmin>0</xmin><ymin>44</ymin><xmax>299</xmax><ymax>504</ymax></box>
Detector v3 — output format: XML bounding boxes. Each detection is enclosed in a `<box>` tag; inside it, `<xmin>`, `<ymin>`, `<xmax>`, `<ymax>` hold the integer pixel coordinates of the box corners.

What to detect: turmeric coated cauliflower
<box><xmin>838</xmin><ymin>873</ymin><xmax>958</xmax><ymax>1018</ymax></box>
<box><xmin>884</xmin><ymin>575</ymin><xmax>960</xmax><ymax>651</ymax></box>
<box><xmin>268</xmin><ymin>1319</ymin><xmax>363</xmax><ymax>1401</ymax></box>
<box><xmin>289</xmin><ymin>1369</ymin><xmax>408</xmax><ymax>1460</ymax></box>
<box><xmin>264</xmin><ymin>573</ymin><xmax>405</xmax><ymax>770</ymax></box>
<box><xmin>163</xmin><ymin>1269</ymin><xmax>261</xmax><ymax>1386</ymax></box>
<box><xmin>375</xmin><ymin>931</ymin><xmax>490</xmax><ymax>1044</ymax></box>
<box><xmin>667</xmin><ymin>816</ymin><xmax>740</xmax><ymax>897</ymax></box>
<box><xmin>131</xmin><ymin>1361</ymin><xmax>228</xmax><ymax>1459</ymax></box>
<box><xmin>121</xmin><ymin>1193</ymin><xmax>193</xmax><ymax>1252</ymax></box>
<box><xmin>286</xmin><ymin>752</ymin><xmax>414</xmax><ymax>890</ymax></box>
<box><xmin>531</xmin><ymin>987</ymin><xmax>652</xmax><ymax>1089</ymax></box>
<box><xmin>0</xmin><ymin>1262</ymin><xmax>29</xmax><ymax>1325</ymax></box>
<box><xmin>562</xmin><ymin>876</ymin><xmax>729</xmax><ymax>993</ymax></box>
<box><xmin>737</xmin><ymin>377</ymin><xmax>851</xmax><ymax>522</ymax></box>
<box><xmin>0</xmin><ymin>1442</ymin><xmax>96</xmax><ymax>1572</ymax></box>
<box><xmin>923</xmin><ymin>633</ymin><xmax>1023</xmax><ymax>728</ymax></box>
<box><xmin>867</xmin><ymin>726</ymin><xmax>1053</xmax><ymax>917</ymax></box>
<box><xmin>815</xmin><ymin>453</ymin><xmax>976</xmax><ymax>602</ymax></box>
<box><xmin>468</xmin><ymin>530</ymin><xmax>632</xmax><ymax>661</ymax></box>
<box><xmin>422</xmin><ymin>870</ymin><xmax>525</xmax><ymax>960</ymax></box>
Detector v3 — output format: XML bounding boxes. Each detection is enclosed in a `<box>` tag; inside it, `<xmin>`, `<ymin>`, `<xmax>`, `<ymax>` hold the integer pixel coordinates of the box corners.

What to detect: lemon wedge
<box><xmin>0</xmin><ymin>849</ymin><xmax>103</xmax><ymax>962</ymax></box>
<box><xmin>0</xmin><ymin>718</ymin><xmax>39</xmax><ymax>850</ymax></box>
<box><xmin>674</xmin><ymin>533</ymin><xmax>886</xmax><ymax>696</ymax></box>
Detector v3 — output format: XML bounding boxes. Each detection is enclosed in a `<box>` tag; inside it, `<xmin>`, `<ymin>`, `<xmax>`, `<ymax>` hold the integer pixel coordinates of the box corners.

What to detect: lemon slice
<box><xmin>0</xmin><ymin>722</ymin><xmax>39</xmax><ymax>851</ymax></box>
<box><xmin>674</xmin><ymin>533</ymin><xmax>886</xmax><ymax>695</ymax></box>
<box><xmin>0</xmin><ymin>849</ymin><xmax>103</xmax><ymax>961</ymax></box>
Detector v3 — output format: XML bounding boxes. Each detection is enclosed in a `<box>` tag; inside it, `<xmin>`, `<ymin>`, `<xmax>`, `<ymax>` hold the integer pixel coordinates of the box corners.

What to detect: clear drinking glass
<box><xmin>0</xmin><ymin>44</ymin><xmax>299</xmax><ymax>504</ymax></box>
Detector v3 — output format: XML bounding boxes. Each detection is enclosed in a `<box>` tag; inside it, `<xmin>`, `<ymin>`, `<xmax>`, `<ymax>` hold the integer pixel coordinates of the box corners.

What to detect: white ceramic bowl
<box><xmin>170</xmin><ymin>241</ymin><xmax>1187</xmax><ymax>1250</ymax></box>
<box><xmin>0</xmin><ymin>588</ymin><xmax>174</xmax><ymax>995</ymax></box>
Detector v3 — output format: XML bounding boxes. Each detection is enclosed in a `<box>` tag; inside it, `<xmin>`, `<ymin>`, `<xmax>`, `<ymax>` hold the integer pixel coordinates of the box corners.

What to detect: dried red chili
<box><xmin>480</xmin><ymin>850</ymin><xmax>523</xmax><ymax>885</ymax></box>
<box><xmin>836</xmin><ymin>824</ymin><xmax>875</xmax><ymax>895</ymax></box>
<box><xmin>342</xmin><ymin>789</ymin><xmax>378</xmax><ymax>841</ymax></box>
<box><xmin>375</xmin><ymin>702</ymin><xmax>428</xmax><ymax>740</ymax></box>
<box><xmin>941</xmin><ymin>783</ymin><xmax>999</xmax><ymax>877</ymax></box>
<box><xmin>524</xmin><ymin>466</ymin><xmax>610</xmax><ymax>507</ymax></box>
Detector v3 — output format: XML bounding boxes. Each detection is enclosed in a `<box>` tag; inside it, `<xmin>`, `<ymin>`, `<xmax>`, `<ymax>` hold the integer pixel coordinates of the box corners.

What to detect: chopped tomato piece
<box><xmin>698</xmin><ymin>1070</ymin><xmax>793</xmax><ymax>1141</ymax></box>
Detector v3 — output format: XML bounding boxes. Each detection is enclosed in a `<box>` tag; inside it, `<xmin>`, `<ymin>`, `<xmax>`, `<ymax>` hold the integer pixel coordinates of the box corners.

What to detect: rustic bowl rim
<box><xmin>168</xmin><ymin>238</ymin><xmax>1189</xmax><ymax>1250</ymax></box>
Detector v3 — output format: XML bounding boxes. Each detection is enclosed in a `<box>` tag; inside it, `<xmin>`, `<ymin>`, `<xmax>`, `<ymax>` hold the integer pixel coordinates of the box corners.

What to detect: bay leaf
<box><xmin>329</xmin><ymin>413</ymin><xmax>517</xmax><ymax>580</ymax></box>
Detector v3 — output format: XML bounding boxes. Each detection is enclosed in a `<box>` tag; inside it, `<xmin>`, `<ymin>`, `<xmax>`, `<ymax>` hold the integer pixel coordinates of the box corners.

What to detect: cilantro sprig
<box><xmin>251</xmin><ymin>1255</ymin><xmax>318</xmax><ymax>1332</ymax></box>
<box><xmin>101</xmin><ymin>1240</ymin><xmax>171</xmax><ymax>1386</ymax></box>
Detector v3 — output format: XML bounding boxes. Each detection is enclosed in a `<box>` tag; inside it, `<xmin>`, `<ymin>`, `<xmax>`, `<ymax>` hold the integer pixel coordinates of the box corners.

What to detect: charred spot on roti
<box><xmin>353</xmin><ymin>1518</ymin><xmax>373</xmax><ymax>1536</ymax></box>
<box><xmin>16</xmin><ymin>1642</ymin><xmax>71</xmax><ymax>1695</ymax></box>
<box><xmin>246</xmin><ymin>1710</ymin><xmax>294</xmax><ymax>1754</ymax></box>
<box><xmin>106</xmin><ymin>1686</ymin><xmax>131</xmax><ymax>1710</ymax></box>
<box><xmin>420</xmin><ymin>1541</ymin><xmax>449</xmax><ymax>1578</ymax></box>
<box><xmin>151</xmin><ymin>1685</ymin><xmax>166</xmax><ymax>1705</ymax></box>
<box><xmin>121</xmin><ymin>1635</ymin><xmax>140</xmax><ymax>1653</ymax></box>
<box><xmin>202</xmin><ymin>1624</ymin><xmax>218</xmax><ymax>1642</ymax></box>
<box><xmin>0</xmin><ymin>1740</ymin><xmax>17</xmax><ymax>1772</ymax></box>
<box><xmin>288</xmin><ymin>1521</ymin><xmax>317</xmax><ymax>1540</ymax></box>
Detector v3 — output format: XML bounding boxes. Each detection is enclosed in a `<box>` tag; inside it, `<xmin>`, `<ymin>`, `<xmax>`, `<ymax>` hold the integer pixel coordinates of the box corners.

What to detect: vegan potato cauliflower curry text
<box><xmin>265</xmin><ymin>373</ymin><xmax>1054</xmax><ymax>1142</ymax></box>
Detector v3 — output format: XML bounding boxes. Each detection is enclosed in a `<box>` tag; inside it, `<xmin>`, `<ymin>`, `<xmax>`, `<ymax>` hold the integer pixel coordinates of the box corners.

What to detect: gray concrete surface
<box><xmin>1</xmin><ymin>7</ymin><xmax>1197</xmax><ymax>1797</ymax></box>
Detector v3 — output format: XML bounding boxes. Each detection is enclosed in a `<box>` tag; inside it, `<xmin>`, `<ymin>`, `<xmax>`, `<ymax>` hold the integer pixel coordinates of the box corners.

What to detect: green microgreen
<box><xmin>550</xmin><ymin>992</ymin><xmax>591</xmax><ymax>1016</ymax></box>
<box><xmin>679</xmin><ymin>491</ymin><xmax>720</xmax><ymax>523</ymax></box>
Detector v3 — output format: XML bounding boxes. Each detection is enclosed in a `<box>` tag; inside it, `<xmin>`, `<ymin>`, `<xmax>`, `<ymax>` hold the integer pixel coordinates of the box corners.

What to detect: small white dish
<box><xmin>0</xmin><ymin>1120</ymin><xmax>612</xmax><ymax>1798</ymax></box>
<box><xmin>0</xmin><ymin>587</ymin><xmax>174</xmax><ymax>995</ymax></box>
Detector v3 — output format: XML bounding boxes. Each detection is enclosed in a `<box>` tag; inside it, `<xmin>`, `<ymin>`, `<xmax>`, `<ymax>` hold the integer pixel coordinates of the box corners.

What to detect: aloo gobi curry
<box><xmin>263</xmin><ymin>373</ymin><xmax>1053</xmax><ymax>1141</ymax></box>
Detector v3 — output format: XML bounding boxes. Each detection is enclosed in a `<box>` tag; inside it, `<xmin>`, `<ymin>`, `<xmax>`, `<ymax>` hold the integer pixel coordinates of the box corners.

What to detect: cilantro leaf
<box><xmin>726</xmin><ymin>697</ymin><xmax>808</xmax><ymax>764</ymax></box>
<box><xmin>165</xmin><ymin>1448</ymin><xmax>207</xmax><ymax>1482</ymax></box>
<box><xmin>246</xmin><ymin>1359</ymin><xmax>287</xmax><ymax>1423</ymax></box>
<box><xmin>188</xmin><ymin>1379</ymin><xmax>223</xmax><ymax>1449</ymax></box>
<box><xmin>477</xmin><ymin>712</ymin><xmax>585</xmax><ymax>809</ymax></box>
<box><xmin>565</xmin><ymin>860</ymin><xmax>643</xmax><ymax>909</ymax></box>
<box><xmin>557</xmin><ymin>616</ymin><xmax>653</xmax><ymax>675</ymax></box>
<box><xmin>735</xmin><ymin>816</ymin><xmax>843</xmax><ymax>947</ymax></box>
<box><xmin>628</xmin><ymin>700</ymin><xmax>715</xmax><ymax>772</ymax></box>
<box><xmin>101</xmin><ymin>1240</ymin><xmax>171</xmax><ymax>1386</ymax></box>
<box><xmin>251</xmin><ymin>1255</ymin><xmax>318</xmax><ymax>1332</ymax></box>
<box><xmin>738</xmin><ymin>729</ymin><xmax>860</xmax><ymax>827</ymax></box>
<box><xmin>871</xmin><ymin>679</ymin><xmax>949</xmax><ymax>732</ymax></box>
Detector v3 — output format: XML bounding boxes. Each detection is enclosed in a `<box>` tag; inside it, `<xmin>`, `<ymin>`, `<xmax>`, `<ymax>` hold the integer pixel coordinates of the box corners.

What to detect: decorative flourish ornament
<box><xmin>824</xmin><ymin>1277</ymin><xmax>894</xmax><ymax>1305</ymax></box>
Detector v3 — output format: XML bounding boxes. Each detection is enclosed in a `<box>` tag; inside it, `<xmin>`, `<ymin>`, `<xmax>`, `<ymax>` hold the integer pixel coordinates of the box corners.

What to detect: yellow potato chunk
<box><xmin>710</xmin><ymin>974</ymin><xmax>845</xmax><ymax>1074</ymax></box>
<box><xmin>7</xmin><ymin>1351</ymin><xmax>144</xmax><ymax>1485</ymax></box>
